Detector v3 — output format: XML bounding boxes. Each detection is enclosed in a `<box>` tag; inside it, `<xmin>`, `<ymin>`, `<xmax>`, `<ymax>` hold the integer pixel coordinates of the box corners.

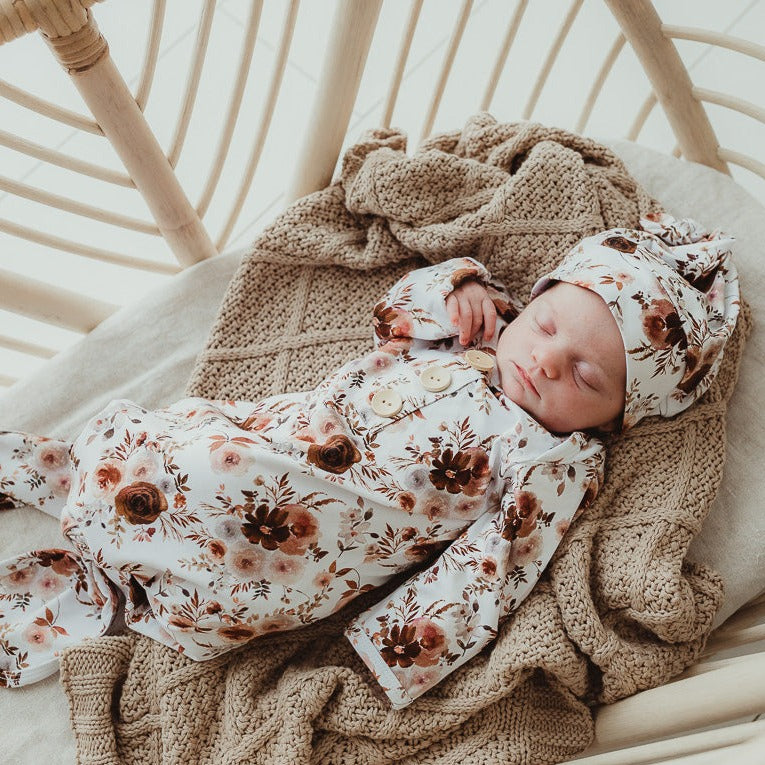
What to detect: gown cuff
<box><xmin>344</xmin><ymin>621</ymin><xmax>415</xmax><ymax>710</ymax></box>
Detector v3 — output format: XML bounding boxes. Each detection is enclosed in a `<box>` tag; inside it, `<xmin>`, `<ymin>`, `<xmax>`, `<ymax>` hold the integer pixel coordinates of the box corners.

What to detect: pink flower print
<box><xmin>313</xmin><ymin>569</ymin><xmax>333</xmax><ymax>589</ymax></box>
<box><xmin>403</xmin><ymin>665</ymin><xmax>442</xmax><ymax>697</ymax></box>
<box><xmin>338</xmin><ymin>515</ymin><xmax>372</xmax><ymax>546</ymax></box>
<box><xmin>23</xmin><ymin>623</ymin><xmax>52</xmax><ymax>652</ymax></box>
<box><xmin>377</xmin><ymin>337</ymin><xmax>412</xmax><ymax>356</ymax></box>
<box><xmin>240</xmin><ymin>412</ymin><xmax>274</xmax><ymax>432</ymax></box>
<box><xmin>2</xmin><ymin>566</ymin><xmax>35</xmax><ymax>591</ymax></box>
<box><xmin>49</xmin><ymin>471</ymin><xmax>71</xmax><ymax>497</ymax></box>
<box><xmin>511</xmin><ymin>529</ymin><xmax>543</xmax><ymax>567</ymax></box>
<box><xmin>215</xmin><ymin>518</ymin><xmax>241</xmax><ymax>541</ymax></box>
<box><xmin>453</xmin><ymin>496</ymin><xmax>481</xmax><ymax>518</ymax></box>
<box><xmin>363</xmin><ymin>351</ymin><xmax>396</xmax><ymax>375</ymax></box>
<box><xmin>418</xmin><ymin>490</ymin><xmax>449</xmax><ymax>521</ymax></box>
<box><xmin>258</xmin><ymin>613</ymin><xmax>300</xmax><ymax>634</ymax></box>
<box><xmin>314</xmin><ymin>411</ymin><xmax>344</xmax><ymax>438</ymax></box>
<box><xmin>278</xmin><ymin>504</ymin><xmax>319</xmax><ymax>556</ymax></box>
<box><xmin>126</xmin><ymin>452</ymin><xmax>161</xmax><ymax>482</ymax></box>
<box><xmin>60</xmin><ymin>513</ymin><xmax>76</xmax><ymax>535</ymax></box>
<box><xmin>32</xmin><ymin>571</ymin><xmax>66</xmax><ymax>598</ymax></box>
<box><xmin>409</xmin><ymin>616</ymin><xmax>447</xmax><ymax>667</ymax></box>
<box><xmin>555</xmin><ymin>518</ymin><xmax>571</xmax><ymax>540</ymax></box>
<box><xmin>225</xmin><ymin>545</ymin><xmax>265</xmax><ymax>581</ymax></box>
<box><xmin>209</xmin><ymin>443</ymin><xmax>255</xmax><ymax>476</ymax></box>
<box><xmin>266</xmin><ymin>553</ymin><xmax>306</xmax><ymax>584</ymax></box>
<box><xmin>34</xmin><ymin>442</ymin><xmax>69</xmax><ymax>472</ymax></box>
<box><xmin>91</xmin><ymin>460</ymin><xmax>123</xmax><ymax>498</ymax></box>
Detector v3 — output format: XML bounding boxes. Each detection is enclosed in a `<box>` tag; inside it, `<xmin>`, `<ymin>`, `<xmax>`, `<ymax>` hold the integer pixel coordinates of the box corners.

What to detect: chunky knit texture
<box><xmin>59</xmin><ymin>115</ymin><xmax>749</xmax><ymax>765</ymax></box>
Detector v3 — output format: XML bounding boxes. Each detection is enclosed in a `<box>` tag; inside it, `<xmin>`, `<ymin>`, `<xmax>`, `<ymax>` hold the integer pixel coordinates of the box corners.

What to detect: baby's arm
<box><xmin>372</xmin><ymin>257</ymin><xmax>491</xmax><ymax>349</ymax></box>
<box><xmin>344</xmin><ymin>436</ymin><xmax>604</xmax><ymax>709</ymax></box>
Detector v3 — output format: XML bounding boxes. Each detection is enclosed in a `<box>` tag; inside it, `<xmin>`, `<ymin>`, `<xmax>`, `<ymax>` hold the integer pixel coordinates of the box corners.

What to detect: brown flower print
<box><xmin>241</xmin><ymin>504</ymin><xmax>291</xmax><ymax>550</ymax></box>
<box><xmin>429</xmin><ymin>448</ymin><xmax>472</xmax><ymax>494</ymax></box>
<box><xmin>404</xmin><ymin>539</ymin><xmax>444</xmax><ymax>562</ymax></box>
<box><xmin>278</xmin><ymin>504</ymin><xmax>319</xmax><ymax>556</ymax></box>
<box><xmin>218</xmin><ymin>624</ymin><xmax>258</xmax><ymax>642</ymax></box>
<box><xmin>306</xmin><ymin>434</ymin><xmax>361</xmax><ymax>474</ymax></box>
<box><xmin>641</xmin><ymin>298</ymin><xmax>687</xmax><ymax>350</ymax></box>
<box><xmin>380</xmin><ymin>623</ymin><xmax>422</xmax><ymax>668</ymax></box>
<box><xmin>373</xmin><ymin>303</ymin><xmax>413</xmax><ymax>345</ymax></box>
<box><xmin>460</xmin><ymin>447</ymin><xmax>492</xmax><ymax>497</ymax></box>
<box><xmin>33</xmin><ymin>550</ymin><xmax>81</xmax><ymax>577</ymax></box>
<box><xmin>93</xmin><ymin>460</ymin><xmax>122</xmax><ymax>496</ymax></box>
<box><xmin>678</xmin><ymin>339</ymin><xmax>723</xmax><ymax>394</ymax></box>
<box><xmin>602</xmin><ymin>235</ymin><xmax>637</xmax><ymax>253</ymax></box>
<box><xmin>115</xmin><ymin>481</ymin><xmax>168</xmax><ymax>525</ymax></box>
<box><xmin>501</xmin><ymin>490</ymin><xmax>541</xmax><ymax>542</ymax></box>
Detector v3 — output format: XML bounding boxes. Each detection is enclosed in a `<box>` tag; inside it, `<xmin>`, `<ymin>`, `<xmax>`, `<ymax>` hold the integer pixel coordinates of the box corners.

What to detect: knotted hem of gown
<box><xmin>0</xmin><ymin>548</ymin><xmax>119</xmax><ymax>688</ymax></box>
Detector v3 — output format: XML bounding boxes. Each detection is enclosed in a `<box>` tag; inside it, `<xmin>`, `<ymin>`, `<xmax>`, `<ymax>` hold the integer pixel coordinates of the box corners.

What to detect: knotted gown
<box><xmin>0</xmin><ymin>256</ymin><xmax>603</xmax><ymax>708</ymax></box>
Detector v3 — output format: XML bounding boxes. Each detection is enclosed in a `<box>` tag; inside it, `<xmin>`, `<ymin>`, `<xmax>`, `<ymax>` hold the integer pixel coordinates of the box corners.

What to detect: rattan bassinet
<box><xmin>0</xmin><ymin>1</ymin><xmax>763</xmax><ymax>763</ymax></box>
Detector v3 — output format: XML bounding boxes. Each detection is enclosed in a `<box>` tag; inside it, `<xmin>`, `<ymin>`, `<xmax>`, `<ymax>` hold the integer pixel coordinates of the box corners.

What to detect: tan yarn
<box><xmin>59</xmin><ymin>115</ymin><xmax>749</xmax><ymax>765</ymax></box>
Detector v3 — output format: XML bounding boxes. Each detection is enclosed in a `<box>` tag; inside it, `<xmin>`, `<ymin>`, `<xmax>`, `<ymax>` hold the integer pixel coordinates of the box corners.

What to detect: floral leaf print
<box><xmin>32</xmin><ymin>606</ymin><xmax>69</xmax><ymax>637</ymax></box>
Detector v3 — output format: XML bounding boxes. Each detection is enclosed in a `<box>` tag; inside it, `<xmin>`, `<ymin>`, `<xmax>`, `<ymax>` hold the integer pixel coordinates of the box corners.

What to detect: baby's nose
<box><xmin>532</xmin><ymin>346</ymin><xmax>562</xmax><ymax>378</ymax></box>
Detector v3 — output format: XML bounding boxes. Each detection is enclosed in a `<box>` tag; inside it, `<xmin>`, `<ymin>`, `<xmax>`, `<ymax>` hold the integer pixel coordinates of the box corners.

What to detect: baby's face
<box><xmin>495</xmin><ymin>281</ymin><xmax>626</xmax><ymax>433</ymax></box>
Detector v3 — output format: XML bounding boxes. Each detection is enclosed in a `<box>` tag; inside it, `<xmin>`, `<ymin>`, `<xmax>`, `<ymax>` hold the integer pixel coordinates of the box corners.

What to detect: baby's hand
<box><xmin>446</xmin><ymin>278</ymin><xmax>497</xmax><ymax>344</ymax></box>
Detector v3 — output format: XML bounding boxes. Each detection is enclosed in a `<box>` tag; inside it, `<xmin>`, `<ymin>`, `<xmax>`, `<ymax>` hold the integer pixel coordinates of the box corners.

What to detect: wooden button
<box><xmin>419</xmin><ymin>365</ymin><xmax>452</xmax><ymax>392</ymax></box>
<box><xmin>465</xmin><ymin>349</ymin><xmax>495</xmax><ymax>371</ymax></box>
<box><xmin>371</xmin><ymin>387</ymin><xmax>403</xmax><ymax>417</ymax></box>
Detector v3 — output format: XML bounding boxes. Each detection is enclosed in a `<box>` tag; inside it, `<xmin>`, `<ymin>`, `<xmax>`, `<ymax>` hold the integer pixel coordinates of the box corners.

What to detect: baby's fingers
<box><xmin>446</xmin><ymin>292</ymin><xmax>472</xmax><ymax>343</ymax></box>
<box><xmin>482</xmin><ymin>296</ymin><xmax>497</xmax><ymax>341</ymax></box>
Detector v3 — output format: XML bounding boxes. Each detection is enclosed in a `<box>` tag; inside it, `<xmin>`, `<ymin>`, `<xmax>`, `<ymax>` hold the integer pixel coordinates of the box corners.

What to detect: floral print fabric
<box><xmin>0</xmin><ymin>257</ymin><xmax>603</xmax><ymax>708</ymax></box>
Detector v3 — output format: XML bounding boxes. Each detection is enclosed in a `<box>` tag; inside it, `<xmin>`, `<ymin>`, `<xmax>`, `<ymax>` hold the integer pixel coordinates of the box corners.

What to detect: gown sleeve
<box><xmin>372</xmin><ymin>256</ymin><xmax>521</xmax><ymax>348</ymax></box>
<box><xmin>343</xmin><ymin>432</ymin><xmax>605</xmax><ymax>709</ymax></box>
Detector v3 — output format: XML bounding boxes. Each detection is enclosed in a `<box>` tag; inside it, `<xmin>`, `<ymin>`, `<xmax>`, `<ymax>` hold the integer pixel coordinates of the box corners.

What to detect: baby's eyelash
<box><xmin>574</xmin><ymin>365</ymin><xmax>594</xmax><ymax>390</ymax></box>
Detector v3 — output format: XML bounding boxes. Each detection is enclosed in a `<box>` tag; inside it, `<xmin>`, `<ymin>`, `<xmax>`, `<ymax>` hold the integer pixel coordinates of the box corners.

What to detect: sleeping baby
<box><xmin>0</xmin><ymin>212</ymin><xmax>738</xmax><ymax>708</ymax></box>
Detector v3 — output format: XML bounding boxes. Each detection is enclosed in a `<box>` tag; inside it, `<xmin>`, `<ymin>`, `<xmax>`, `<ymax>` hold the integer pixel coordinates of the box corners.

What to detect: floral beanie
<box><xmin>530</xmin><ymin>212</ymin><xmax>740</xmax><ymax>431</ymax></box>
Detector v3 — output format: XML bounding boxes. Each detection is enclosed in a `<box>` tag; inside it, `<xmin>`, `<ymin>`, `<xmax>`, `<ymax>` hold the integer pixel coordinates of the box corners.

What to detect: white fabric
<box><xmin>0</xmin><ymin>143</ymin><xmax>763</xmax><ymax>758</ymax></box>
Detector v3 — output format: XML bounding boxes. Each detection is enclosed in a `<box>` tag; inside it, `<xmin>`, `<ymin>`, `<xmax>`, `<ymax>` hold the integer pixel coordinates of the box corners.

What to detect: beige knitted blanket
<box><xmin>59</xmin><ymin>115</ymin><xmax>748</xmax><ymax>765</ymax></box>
